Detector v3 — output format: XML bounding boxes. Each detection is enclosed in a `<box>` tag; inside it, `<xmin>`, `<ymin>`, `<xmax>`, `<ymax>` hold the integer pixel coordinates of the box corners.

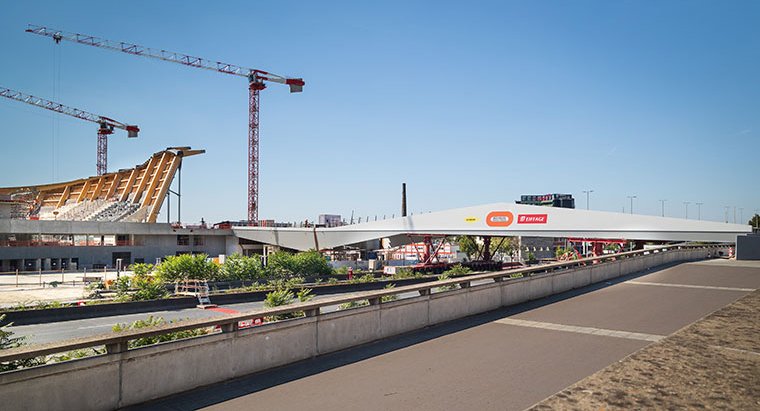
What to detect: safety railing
<box><xmin>0</xmin><ymin>243</ymin><xmax>728</xmax><ymax>365</ymax></box>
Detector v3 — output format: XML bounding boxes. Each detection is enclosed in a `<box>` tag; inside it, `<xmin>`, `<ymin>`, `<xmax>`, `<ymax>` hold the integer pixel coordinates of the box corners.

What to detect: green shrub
<box><xmin>296</xmin><ymin>288</ymin><xmax>314</xmax><ymax>303</ymax></box>
<box><xmin>266</xmin><ymin>250</ymin><xmax>333</xmax><ymax>277</ymax></box>
<box><xmin>112</xmin><ymin>273</ymin><xmax>168</xmax><ymax>302</ymax></box>
<box><xmin>263</xmin><ymin>288</ymin><xmax>306</xmax><ymax>321</ymax></box>
<box><xmin>131</xmin><ymin>279</ymin><xmax>168</xmax><ymax>301</ymax></box>
<box><xmin>220</xmin><ymin>253</ymin><xmax>263</xmax><ymax>281</ymax></box>
<box><xmin>392</xmin><ymin>268</ymin><xmax>416</xmax><ymax>279</ymax></box>
<box><xmin>338</xmin><ymin>300</ymin><xmax>369</xmax><ymax>310</ymax></box>
<box><xmin>442</xmin><ymin>264</ymin><xmax>471</xmax><ymax>276</ymax></box>
<box><xmin>112</xmin><ymin>316</ymin><xmax>209</xmax><ymax>348</ymax></box>
<box><xmin>155</xmin><ymin>254</ymin><xmax>219</xmax><ymax>282</ymax></box>
<box><xmin>349</xmin><ymin>274</ymin><xmax>376</xmax><ymax>284</ymax></box>
<box><xmin>129</xmin><ymin>263</ymin><xmax>154</xmax><ymax>277</ymax></box>
<box><xmin>435</xmin><ymin>272</ymin><xmax>459</xmax><ymax>292</ymax></box>
<box><xmin>381</xmin><ymin>283</ymin><xmax>398</xmax><ymax>303</ymax></box>
<box><xmin>1</xmin><ymin>314</ymin><xmax>45</xmax><ymax>371</ymax></box>
<box><xmin>50</xmin><ymin>348</ymin><xmax>104</xmax><ymax>363</ymax></box>
<box><xmin>292</xmin><ymin>251</ymin><xmax>333</xmax><ymax>276</ymax></box>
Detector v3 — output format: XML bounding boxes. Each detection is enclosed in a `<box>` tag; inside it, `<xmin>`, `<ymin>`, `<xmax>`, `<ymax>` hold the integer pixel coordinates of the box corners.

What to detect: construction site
<box><xmin>0</xmin><ymin>24</ymin><xmax>757</xmax><ymax>277</ymax></box>
<box><xmin>0</xmin><ymin>6</ymin><xmax>759</xmax><ymax>411</ymax></box>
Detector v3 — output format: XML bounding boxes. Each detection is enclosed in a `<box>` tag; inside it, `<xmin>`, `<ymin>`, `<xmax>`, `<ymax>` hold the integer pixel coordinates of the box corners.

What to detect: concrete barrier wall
<box><xmin>0</xmin><ymin>250</ymin><xmax>720</xmax><ymax>410</ymax></box>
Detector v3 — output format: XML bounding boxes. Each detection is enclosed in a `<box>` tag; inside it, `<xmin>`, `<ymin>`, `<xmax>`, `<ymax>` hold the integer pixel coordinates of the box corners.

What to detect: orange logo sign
<box><xmin>486</xmin><ymin>211</ymin><xmax>514</xmax><ymax>227</ymax></box>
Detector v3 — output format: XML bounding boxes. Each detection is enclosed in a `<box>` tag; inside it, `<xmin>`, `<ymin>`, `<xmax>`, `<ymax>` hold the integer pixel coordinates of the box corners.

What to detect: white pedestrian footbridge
<box><xmin>234</xmin><ymin>203</ymin><xmax>751</xmax><ymax>250</ymax></box>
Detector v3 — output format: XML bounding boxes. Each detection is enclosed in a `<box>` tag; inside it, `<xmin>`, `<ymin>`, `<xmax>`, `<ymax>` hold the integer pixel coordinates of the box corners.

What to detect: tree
<box><xmin>749</xmin><ymin>214</ymin><xmax>760</xmax><ymax>230</ymax></box>
<box><xmin>265</xmin><ymin>250</ymin><xmax>332</xmax><ymax>277</ymax></box>
<box><xmin>266</xmin><ymin>251</ymin><xmax>299</xmax><ymax>277</ymax></box>
<box><xmin>221</xmin><ymin>253</ymin><xmax>263</xmax><ymax>281</ymax></box>
<box><xmin>457</xmin><ymin>236</ymin><xmax>479</xmax><ymax>259</ymax></box>
<box><xmin>155</xmin><ymin>254</ymin><xmax>219</xmax><ymax>282</ymax></box>
<box><xmin>489</xmin><ymin>237</ymin><xmax>517</xmax><ymax>260</ymax></box>
<box><xmin>291</xmin><ymin>251</ymin><xmax>333</xmax><ymax>276</ymax></box>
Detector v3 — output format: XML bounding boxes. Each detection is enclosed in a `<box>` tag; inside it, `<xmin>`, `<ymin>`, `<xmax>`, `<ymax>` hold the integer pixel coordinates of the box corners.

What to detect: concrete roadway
<box><xmin>10</xmin><ymin>288</ymin><xmax>440</xmax><ymax>344</ymax></box>
<box><xmin>128</xmin><ymin>259</ymin><xmax>760</xmax><ymax>411</ymax></box>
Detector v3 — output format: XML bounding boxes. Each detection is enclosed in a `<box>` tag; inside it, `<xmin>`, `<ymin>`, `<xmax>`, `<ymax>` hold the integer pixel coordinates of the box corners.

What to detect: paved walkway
<box><xmin>129</xmin><ymin>259</ymin><xmax>760</xmax><ymax>411</ymax></box>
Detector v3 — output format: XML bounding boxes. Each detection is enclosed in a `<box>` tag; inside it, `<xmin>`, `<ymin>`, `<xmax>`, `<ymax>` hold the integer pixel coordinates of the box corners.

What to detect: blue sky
<box><xmin>1</xmin><ymin>1</ymin><xmax>758</xmax><ymax>224</ymax></box>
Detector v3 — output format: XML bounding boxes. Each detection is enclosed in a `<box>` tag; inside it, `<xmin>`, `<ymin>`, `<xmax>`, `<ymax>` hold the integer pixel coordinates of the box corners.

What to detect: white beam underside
<box><xmin>234</xmin><ymin>203</ymin><xmax>751</xmax><ymax>251</ymax></box>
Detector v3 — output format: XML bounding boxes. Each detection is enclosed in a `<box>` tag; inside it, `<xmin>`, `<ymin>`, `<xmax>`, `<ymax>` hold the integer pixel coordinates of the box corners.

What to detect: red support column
<box><xmin>96</xmin><ymin>127</ymin><xmax>112</xmax><ymax>176</ymax></box>
<box><xmin>248</xmin><ymin>79</ymin><xmax>266</xmax><ymax>225</ymax></box>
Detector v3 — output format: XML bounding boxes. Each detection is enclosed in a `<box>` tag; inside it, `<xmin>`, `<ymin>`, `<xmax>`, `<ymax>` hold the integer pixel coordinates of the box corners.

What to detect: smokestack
<box><xmin>401</xmin><ymin>183</ymin><xmax>407</xmax><ymax>217</ymax></box>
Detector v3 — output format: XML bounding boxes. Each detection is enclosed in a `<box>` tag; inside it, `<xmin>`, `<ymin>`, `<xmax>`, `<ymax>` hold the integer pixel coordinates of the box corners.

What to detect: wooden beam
<box><xmin>90</xmin><ymin>176</ymin><xmax>106</xmax><ymax>201</ymax></box>
<box><xmin>56</xmin><ymin>185</ymin><xmax>71</xmax><ymax>209</ymax></box>
<box><xmin>120</xmin><ymin>169</ymin><xmax>138</xmax><ymax>202</ymax></box>
<box><xmin>76</xmin><ymin>179</ymin><xmax>91</xmax><ymax>203</ymax></box>
<box><xmin>132</xmin><ymin>154</ymin><xmax>160</xmax><ymax>204</ymax></box>
<box><xmin>147</xmin><ymin>156</ymin><xmax>181</xmax><ymax>223</ymax></box>
<box><xmin>105</xmin><ymin>172</ymin><xmax>121</xmax><ymax>199</ymax></box>
<box><xmin>142</xmin><ymin>152</ymin><xmax>171</xmax><ymax>208</ymax></box>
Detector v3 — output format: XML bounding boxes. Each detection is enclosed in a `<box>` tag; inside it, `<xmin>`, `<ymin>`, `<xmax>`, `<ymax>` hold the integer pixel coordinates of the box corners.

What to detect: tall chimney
<box><xmin>401</xmin><ymin>183</ymin><xmax>407</xmax><ymax>217</ymax></box>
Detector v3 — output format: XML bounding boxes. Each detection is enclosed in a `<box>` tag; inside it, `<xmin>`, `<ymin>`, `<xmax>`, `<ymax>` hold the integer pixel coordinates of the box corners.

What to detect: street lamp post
<box><xmin>582</xmin><ymin>190</ymin><xmax>593</xmax><ymax>210</ymax></box>
<box><xmin>659</xmin><ymin>199</ymin><xmax>666</xmax><ymax>217</ymax></box>
<box><xmin>696</xmin><ymin>202</ymin><xmax>703</xmax><ymax>220</ymax></box>
<box><xmin>684</xmin><ymin>202</ymin><xmax>690</xmax><ymax>219</ymax></box>
<box><xmin>627</xmin><ymin>196</ymin><xmax>637</xmax><ymax>215</ymax></box>
<box><xmin>739</xmin><ymin>207</ymin><xmax>744</xmax><ymax>224</ymax></box>
<box><xmin>725</xmin><ymin>206</ymin><xmax>730</xmax><ymax>223</ymax></box>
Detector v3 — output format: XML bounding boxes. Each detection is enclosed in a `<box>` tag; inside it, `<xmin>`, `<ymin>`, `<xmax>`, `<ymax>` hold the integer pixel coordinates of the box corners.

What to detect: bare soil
<box><xmin>530</xmin><ymin>290</ymin><xmax>760</xmax><ymax>410</ymax></box>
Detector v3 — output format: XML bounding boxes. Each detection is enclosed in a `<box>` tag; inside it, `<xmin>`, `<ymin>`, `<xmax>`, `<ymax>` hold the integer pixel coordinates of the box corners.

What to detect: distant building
<box><xmin>319</xmin><ymin>214</ymin><xmax>342</xmax><ymax>227</ymax></box>
<box><xmin>517</xmin><ymin>193</ymin><xmax>575</xmax><ymax>209</ymax></box>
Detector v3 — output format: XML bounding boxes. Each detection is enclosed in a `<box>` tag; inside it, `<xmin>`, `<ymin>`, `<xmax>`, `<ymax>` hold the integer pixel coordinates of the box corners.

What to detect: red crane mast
<box><xmin>26</xmin><ymin>24</ymin><xmax>305</xmax><ymax>225</ymax></box>
<box><xmin>0</xmin><ymin>86</ymin><xmax>139</xmax><ymax>176</ymax></box>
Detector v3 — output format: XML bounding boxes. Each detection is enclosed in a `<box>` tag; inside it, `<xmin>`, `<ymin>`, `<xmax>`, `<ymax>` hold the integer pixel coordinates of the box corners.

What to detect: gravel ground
<box><xmin>530</xmin><ymin>290</ymin><xmax>760</xmax><ymax>410</ymax></box>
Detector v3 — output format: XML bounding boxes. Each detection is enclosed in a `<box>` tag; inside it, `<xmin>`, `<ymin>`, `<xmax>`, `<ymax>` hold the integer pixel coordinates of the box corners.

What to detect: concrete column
<box><xmin>43</xmin><ymin>258</ymin><xmax>52</xmax><ymax>271</ymax></box>
<box><xmin>35</xmin><ymin>258</ymin><xmax>42</xmax><ymax>271</ymax></box>
<box><xmin>0</xmin><ymin>259</ymin><xmax>9</xmax><ymax>273</ymax></box>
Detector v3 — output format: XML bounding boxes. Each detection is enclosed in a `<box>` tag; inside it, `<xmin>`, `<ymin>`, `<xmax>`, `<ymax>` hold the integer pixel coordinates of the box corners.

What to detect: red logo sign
<box><xmin>517</xmin><ymin>214</ymin><xmax>548</xmax><ymax>224</ymax></box>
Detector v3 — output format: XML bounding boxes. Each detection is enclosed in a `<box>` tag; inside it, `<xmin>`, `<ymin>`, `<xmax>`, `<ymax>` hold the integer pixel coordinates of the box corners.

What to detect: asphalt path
<box><xmin>127</xmin><ymin>259</ymin><xmax>760</xmax><ymax>411</ymax></box>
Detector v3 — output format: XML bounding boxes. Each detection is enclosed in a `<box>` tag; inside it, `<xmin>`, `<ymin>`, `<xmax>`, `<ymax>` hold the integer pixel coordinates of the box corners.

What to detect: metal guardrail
<box><xmin>0</xmin><ymin>244</ymin><xmax>727</xmax><ymax>364</ymax></box>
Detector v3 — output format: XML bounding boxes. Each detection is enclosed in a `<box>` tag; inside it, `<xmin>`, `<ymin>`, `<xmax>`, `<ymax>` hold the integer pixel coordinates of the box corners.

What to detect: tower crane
<box><xmin>0</xmin><ymin>86</ymin><xmax>139</xmax><ymax>176</ymax></box>
<box><xmin>26</xmin><ymin>24</ymin><xmax>305</xmax><ymax>225</ymax></box>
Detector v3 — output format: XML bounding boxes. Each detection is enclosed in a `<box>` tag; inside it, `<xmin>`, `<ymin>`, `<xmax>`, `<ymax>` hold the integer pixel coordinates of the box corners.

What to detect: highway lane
<box><xmin>129</xmin><ymin>259</ymin><xmax>760</xmax><ymax>411</ymax></box>
<box><xmin>9</xmin><ymin>289</ymin><xmax>430</xmax><ymax>344</ymax></box>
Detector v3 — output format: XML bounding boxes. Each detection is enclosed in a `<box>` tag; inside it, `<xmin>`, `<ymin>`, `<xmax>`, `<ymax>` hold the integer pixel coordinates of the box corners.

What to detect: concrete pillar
<box><xmin>43</xmin><ymin>258</ymin><xmax>52</xmax><ymax>271</ymax></box>
<box><xmin>0</xmin><ymin>259</ymin><xmax>9</xmax><ymax>273</ymax></box>
<box><xmin>35</xmin><ymin>258</ymin><xmax>42</xmax><ymax>271</ymax></box>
